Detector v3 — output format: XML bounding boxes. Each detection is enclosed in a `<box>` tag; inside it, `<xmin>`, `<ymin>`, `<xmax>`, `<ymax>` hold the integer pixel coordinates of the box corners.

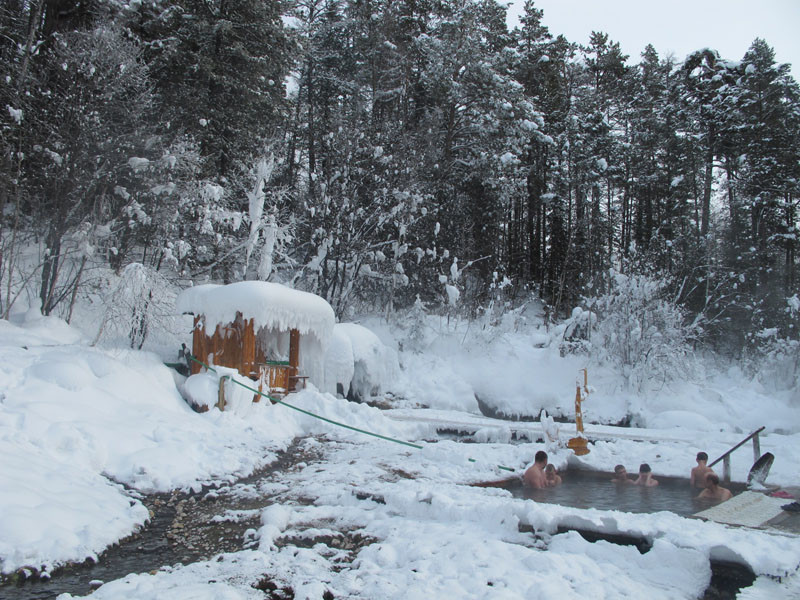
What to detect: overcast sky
<box><xmin>506</xmin><ymin>0</ymin><xmax>800</xmax><ymax>80</ymax></box>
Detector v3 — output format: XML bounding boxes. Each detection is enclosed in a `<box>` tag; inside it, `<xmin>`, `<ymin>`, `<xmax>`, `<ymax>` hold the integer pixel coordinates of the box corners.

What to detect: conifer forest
<box><xmin>1</xmin><ymin>0</ymin><xmax>799</xmax><ymax>362</ymax></box>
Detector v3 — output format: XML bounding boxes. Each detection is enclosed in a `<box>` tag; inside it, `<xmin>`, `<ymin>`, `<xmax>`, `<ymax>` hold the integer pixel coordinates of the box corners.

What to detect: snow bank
<box><xmin>395</xmin><ymin>351</ymin><xmax>481</xmax><ymax>412</ymax></box>
<box><xmin>0</xmin><ymin>315</ymin><xmax>427</xmax><ymax>575</ymax></box>
<box><xmin>333</xmin><ymin>323</ymin><xmax>399</xmax><ymax>402</ymax></box>
<box><xmin>0</xmin><ymin>335</ymin><xmax>291</xmax><ymax>573</ymax></box>
<box><xmin>247</xmin><ymin>482</ymin><xmax>713</xmax><ymax>600</ymax></box>
<box><xmin>379</xmin><ymin>311</ymin><xmax>799</xmax><ymax>434</ymax></box>
<box><xmin>520</xmin><ymin>500</ymin><xmax>800</xmax><ymax>578</ymax></box>
<box><xmin>176</xmin><ymin>281</ymin><xmax>335</xmax><ymax>347</ymax></box>
<box><xmin>3</xmin><ymin>302</ymin><xmax>85</xmax><ymax>346</ymax></box>
<box><xmin>0</xmin><ymin>436</ymin><xmax>148</xmax><ymax>576</ymax></box>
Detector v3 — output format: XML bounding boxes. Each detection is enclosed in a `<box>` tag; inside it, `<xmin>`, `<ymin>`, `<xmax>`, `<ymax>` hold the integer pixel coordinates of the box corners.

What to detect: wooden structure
<box><xmin>178</xmin><ymin>281</ymin><xmax>335</xmax><ymax>401</ymax></box>
<box><xmin>190</xmin><ymin>313</ymin><xmax>305</xmax><ymax>395</ymax></box>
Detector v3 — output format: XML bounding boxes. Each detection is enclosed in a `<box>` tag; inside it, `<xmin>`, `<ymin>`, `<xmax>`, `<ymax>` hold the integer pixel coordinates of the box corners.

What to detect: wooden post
<box><xmin>217</xmin><ymin>376</ymin><xmax>227</xmax><ymax>411</ymax></box>
<box><xmin>752</xmin><ymin>432</ymin><xmax>761</xmax><ymax>463</ymax></box>
<box><xmin>242</xmin><ymin>317</ymin><xmax>256</xmax><ymax>377</ymax></box>
<box><xmin>289</xmin><ymin>328</ymin><xmax>300</xmax><ymax>391</ymax></box>
<box><xmin>567</xmin><ymin>369</ymin><xmax>589</xmax><ymax>456</ymax></box>
<box><xmin>723</xmin><ymin>455</ymin><xmax>731</xmax><ymax>482</ymax></box>
<box><xmin>191</xmin><ymin>315</ymin><xmax>205</xmax><ymax>375</ymax></box>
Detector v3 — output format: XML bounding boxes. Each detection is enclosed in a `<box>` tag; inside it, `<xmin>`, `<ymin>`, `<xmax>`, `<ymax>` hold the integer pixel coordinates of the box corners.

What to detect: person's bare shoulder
<box><xmin>524</xmin><ymin>467</ymin><xmax>543</xmax><ymax>487</ymax></box>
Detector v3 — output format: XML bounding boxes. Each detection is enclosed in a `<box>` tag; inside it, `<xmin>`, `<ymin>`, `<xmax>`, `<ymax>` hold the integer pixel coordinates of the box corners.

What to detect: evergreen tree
<box><xmin>128</xmin><ymin>0</ymin><xmax>293</xmax><ymax>177</ymax></box>
<box><xmin>732</xmin><ymin>39</ymin><xmax>800</xmax><ymax>334</ymax></box>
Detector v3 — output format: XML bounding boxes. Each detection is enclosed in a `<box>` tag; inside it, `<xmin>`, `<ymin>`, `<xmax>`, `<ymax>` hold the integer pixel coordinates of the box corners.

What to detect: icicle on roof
<box><xmin>176</xmin><ymin>281</ymin><xmax>335</xmax><ymax>345</ymax></box>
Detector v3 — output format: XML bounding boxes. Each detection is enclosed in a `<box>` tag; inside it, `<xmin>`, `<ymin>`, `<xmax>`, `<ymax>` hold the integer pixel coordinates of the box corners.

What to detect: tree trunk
<box><xmin>39</xmin><ymin>226</ymin><xmax>62</xmax><ymax>315</ymax></box>
<box><xmin>701</xmin><ymin>124</ymin><xmax>714</xmax><ymax>237</ymax></box>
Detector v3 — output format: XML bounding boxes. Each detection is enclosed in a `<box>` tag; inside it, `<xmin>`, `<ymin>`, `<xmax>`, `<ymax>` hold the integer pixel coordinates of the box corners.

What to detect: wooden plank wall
<box><xmin>192</xmin><ymin>312</ymin><xmax>258</xmax><ymax>376</ymax></box>
<box><xmin>190</xmin><ymin>317</ymin><xmax>304</xmax><ymax>395</ymax></box>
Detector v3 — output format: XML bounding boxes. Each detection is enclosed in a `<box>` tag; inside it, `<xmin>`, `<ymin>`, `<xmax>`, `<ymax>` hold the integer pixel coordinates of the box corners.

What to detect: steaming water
<box><xmin>509</xmin><ymin>470</ymin><xmax>746</xmax><ymax>516</ymax></box>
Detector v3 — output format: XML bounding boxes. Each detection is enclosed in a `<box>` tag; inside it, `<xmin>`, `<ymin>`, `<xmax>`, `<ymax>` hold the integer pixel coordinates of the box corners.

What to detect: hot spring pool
<box><xmin>505</xmin><ymin>470</ymin><xmax>746</xmax><ymax>516</ymax></box>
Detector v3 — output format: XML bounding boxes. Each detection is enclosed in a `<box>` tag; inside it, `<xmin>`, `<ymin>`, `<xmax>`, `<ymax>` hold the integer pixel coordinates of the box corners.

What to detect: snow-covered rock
<box><xmin>330</xmin><ymin>323</ymin><xmax>399</xmax><ymax>402</ymax></box>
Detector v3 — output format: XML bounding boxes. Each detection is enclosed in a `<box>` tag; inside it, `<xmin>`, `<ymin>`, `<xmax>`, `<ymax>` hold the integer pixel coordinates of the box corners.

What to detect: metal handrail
<box><xmin>708</xmin><ymin>426</ymin><xmax>765</xmax><ymax>482</ymax></box>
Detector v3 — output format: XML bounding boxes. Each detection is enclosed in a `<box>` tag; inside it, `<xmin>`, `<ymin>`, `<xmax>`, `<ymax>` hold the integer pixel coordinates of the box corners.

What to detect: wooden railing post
<box><xmin>289</xmin><ymin>329</ymin><xmax>300</xmax><ymax>391</ymax></box>
<box><xmin>217</xmin><ymin>376</ymin><xmax>227</xmax><ymax>411</ymax></box>
<box><xmin>708</xmin><ymin>426</ymin><xmax>765</xmax><ymax>483</ymax></box>
<box><xmin>752</xmin><ymin>432</ymin><xmax>761</xmax><ymax>463</ymax></box>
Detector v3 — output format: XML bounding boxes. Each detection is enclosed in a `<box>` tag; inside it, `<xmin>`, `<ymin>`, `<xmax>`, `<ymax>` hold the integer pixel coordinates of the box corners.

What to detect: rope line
<box><xmin>186</xmin><ymin>355</ymin><xmax>516</xmax><ymax>473</ymax></box>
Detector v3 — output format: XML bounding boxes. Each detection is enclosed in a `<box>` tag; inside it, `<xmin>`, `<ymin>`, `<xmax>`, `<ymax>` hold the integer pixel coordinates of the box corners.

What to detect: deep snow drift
<box><xmin>1</xmin><ymin>304</ymin><xmax>799</xmax><ymax>599</ymax></box>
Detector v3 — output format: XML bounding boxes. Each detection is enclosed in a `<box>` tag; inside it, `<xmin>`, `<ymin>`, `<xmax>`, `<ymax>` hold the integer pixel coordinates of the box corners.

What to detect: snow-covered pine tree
<box><xmin>127</xmin><ymin>0</ymin><xmax>293</xmax><ymax>178</ymax></box>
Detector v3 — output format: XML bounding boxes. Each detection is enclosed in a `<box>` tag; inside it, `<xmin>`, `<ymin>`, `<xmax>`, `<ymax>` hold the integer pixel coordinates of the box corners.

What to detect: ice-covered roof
<box><xmin>176</xmin><ymin>281</ymin><xmax>335</xmax><ymax>344</ymax></box>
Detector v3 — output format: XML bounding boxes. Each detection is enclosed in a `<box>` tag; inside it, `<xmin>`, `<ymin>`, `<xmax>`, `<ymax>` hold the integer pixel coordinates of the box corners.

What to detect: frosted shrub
<box><xmin>402</xmin><ymin>295</ymin><xmax>429</xmax><ymax>353</ymax></box>
<box><xmin>559</xmin><ymin>307</ymin><xmax>594</xmax><ymax>356</ymax></box>
<box><xmin>93</xmin><ymin>263</ymin><xmax>179</xmax><ymax>349</ymax></box>
<box><xmin>749</xmin><ymin>333</ymin><xmax>800</xmax><ymax>393</ymax></box>
<box><xmin>745</xmin><ymin>297</ymin><xmax>800</xmax><ymax>394</ymax></box>
<box><xmin>582</xmin><ymin>270</ymin><xmax>696</xmax><ymax>391</ymax></box>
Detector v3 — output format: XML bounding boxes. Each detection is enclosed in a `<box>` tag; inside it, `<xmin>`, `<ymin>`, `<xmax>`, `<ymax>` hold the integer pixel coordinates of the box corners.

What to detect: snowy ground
<box><xmin>1</xmin><ymin>307</ymin><xmax>799</xmax><ymax>598</ymax></box>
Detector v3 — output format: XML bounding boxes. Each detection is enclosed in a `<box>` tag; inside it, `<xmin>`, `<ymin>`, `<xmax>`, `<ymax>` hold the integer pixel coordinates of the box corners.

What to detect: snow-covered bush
<box><xmin>93</xmin><ymin>263</ymin><xmax>179</xmax><ymax>349</ymax></box>
<box><xmin>399</xmin><ymin>295</ymin><xmax>431</xmax><ymax>353</ymax></box>
<box><xmin>559</xmin><ymin>306</ymin><xmax>594</xmax><ymax>356</ymax></box>
<box><xmin>575</xmin><ymin>269</ymin><xmax>697</xmax><ymax>391</ymax></box>
<box><xmin>749</xmin><ymin>333</ymin><xmax>799</xmax><ymax>393</ymax></box>
<box><xmin>744</xmin><ymin>296</ymin><xmax>800</xmax><ymax>396</ymax></box>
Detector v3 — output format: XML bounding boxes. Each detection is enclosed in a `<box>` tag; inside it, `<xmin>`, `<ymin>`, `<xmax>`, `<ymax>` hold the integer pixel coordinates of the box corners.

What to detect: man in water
<box><xmin>690</xmin><ymin>451</ymin><xmax>715</xmax><ymax>488</ymax></box>
<box><xmin>544</xmin><ymin>464</ymin><xmax>562</xmax><ymax>487</ymax></box>
<box><xmin>524</xmin><ymin>450</ymin><xmax>548</xmax><ymax>488</ymax></box>
<box><xmin>634</xmin><ymin>463</ymin><xmax>659</xmax><ymax>486</ymax></box>
<box><xmin>611</xmin><ymin>464</ymin><xmax>634</xmax><ymax>484</ymax></box>
<box><xmin>698</xmin><ymin>473</ymin><xmax>733</xmax><ymax>502</ymax></box>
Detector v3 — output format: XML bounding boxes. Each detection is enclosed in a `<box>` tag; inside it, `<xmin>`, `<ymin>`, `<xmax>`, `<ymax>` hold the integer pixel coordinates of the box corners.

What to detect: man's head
<box><xmin>535</xmin><ymin>450</ymin><xmax>548</xmax><ymax>465</ymax></box>
<box><xmin>614</xmin><ymin>464</ymin><xmax>627</xmax><ymax>477</ymax></box>
<box><xmin>705</xmin><ymin>473</ymin><xmax>719</xmax><ymax>488</ymax></box>
<box><xmin>696</xmin><ymin>451</ymin><xmax>708</xmax><ymax>463</ymax></box>
<box><xmin>639</xmin><ymin>463</ymin><xmax>651</xmax><ymax>474</ymax></box>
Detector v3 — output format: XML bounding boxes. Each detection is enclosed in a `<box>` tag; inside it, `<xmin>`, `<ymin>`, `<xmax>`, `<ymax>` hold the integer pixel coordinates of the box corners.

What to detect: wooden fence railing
<box><xmin>708</xmin><ymin>426</ymin><xmax>765</xmax><ymax>482</ymax></box>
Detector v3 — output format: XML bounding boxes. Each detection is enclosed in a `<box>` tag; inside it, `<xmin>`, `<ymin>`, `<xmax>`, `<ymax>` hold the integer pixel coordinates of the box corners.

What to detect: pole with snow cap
<box><xmin>567</xmin><ymin>368</ymin><xmax>590</xmax><ymax>456</ymax></box>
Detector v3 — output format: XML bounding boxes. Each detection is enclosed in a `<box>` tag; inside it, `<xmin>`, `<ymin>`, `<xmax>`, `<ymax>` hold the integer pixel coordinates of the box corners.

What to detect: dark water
<box><xmin>506</xmin><ymin>471</ymin><xmax>755</xmax><ymax>599</ymax></box>
<box><xmin>0</xmin><ymin>440</ymin><xmax>314</xmax><ymax>600</ymax></box>
<box><xmin>0</xmin><ymin>493</ymin><xmax>180</xmax><ymax>600</ymax></box>
<box><xmin>508</xmin><ymin>470</ymin><xmax>746</xmax><ymax>516</ymax></box>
